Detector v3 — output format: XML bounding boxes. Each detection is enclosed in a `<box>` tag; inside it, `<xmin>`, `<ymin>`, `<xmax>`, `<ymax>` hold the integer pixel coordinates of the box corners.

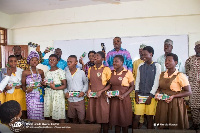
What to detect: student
<box><xmin>64</xmin><ymin>55</ymin><xmax>88</xmax><ymax>124</ymax></box>
<box><xmin>79</xmin><ymin>50</ymin><xmax>96</xmax><ymax>76</ymax></box>
<box><xmin>0</xmin><ymin>100</ymin><xmax>22</xmax><ymax>133</ymax></box>
<box><xmin>108</xmin><ymin>55</ymin><xmax>134</xmax><ymax>133</ymax></box>
<box><xmin>86</xmin><ymin>51</ymin><xmax>111</xmax><ymax>133</ymax></box>
<box><xmin>43</xmin><ymin>54</ymin><xmax>67</xmax><ymax>123</ymax></box>
<box><xmin>133</xmin><ymin>46</ymin><xmax>161</xmax><ymax>129</ymax></box>
<box><xmin>155</xmin><ymin>53</ymin><xmax>191</xmax><ymax>129</ymax></box>
<box><xmin>1</xmin><ymin>55</ymin><xmax>27</xmax><ymax>118</ymax></box>
<box><xmin>22</xmin><ymin>51</ymin><xmax>45</xmax><ymax>120</ymax></box>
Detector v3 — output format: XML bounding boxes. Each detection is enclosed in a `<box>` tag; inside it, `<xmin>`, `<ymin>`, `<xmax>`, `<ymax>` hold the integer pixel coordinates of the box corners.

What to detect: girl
<box><xmin>43</xmin><ymin>54</ymin><xmax>67</xmax><ymax>123</ymax></box>
<box><xmin>155</xmin><ymin>53</ymin><xmax>192</xmax><ymax>129</ymax></box>
<box><xmin>2</xmin><ymin>55</ymin><xmax>26</xmax><ymax>118</ymax></box>
<box><xmin>86</xmin><ymin>51</ymin><xmax>111</xmax><ymax>133</ymax></box>
<box><xmin>22</xmin><ymin>51</ymin><xmax>45</xmax><ymax>120</ymax></box>
<box><xmin>109</xmin><ymin>55</ymin><xmax>134</xmax><ymax>133</ymax></box>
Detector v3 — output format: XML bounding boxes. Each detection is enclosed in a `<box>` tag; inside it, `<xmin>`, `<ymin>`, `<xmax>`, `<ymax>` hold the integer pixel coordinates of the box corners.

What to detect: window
<box><xmin>0</xmin><ymin>27</ymin><xmax>7</xmax><ymax>45</ymax></box>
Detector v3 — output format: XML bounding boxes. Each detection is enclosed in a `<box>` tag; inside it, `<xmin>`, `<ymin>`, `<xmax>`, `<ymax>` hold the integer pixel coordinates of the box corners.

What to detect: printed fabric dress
<box><xmin>44</xmin><ymin>68</ymin><xmax>66</xmax><ymax>120</ymax></box>
<box><xmin>155</xmin><ymin>72</ymin><xmax>189</xmax><ymax>129</ymax></box>
<box><xmin>26</xmin><ymin>69</ymin><xmax>44</xmax><ymax>120</ymax></box>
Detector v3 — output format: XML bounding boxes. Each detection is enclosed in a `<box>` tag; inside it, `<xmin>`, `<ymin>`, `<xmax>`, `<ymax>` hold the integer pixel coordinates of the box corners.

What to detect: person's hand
<box><xmin>154</xmin><ymin>93</ymin><xmax>159</xmax><ymax>100</ymax></box>
<box><xmin>87</xmin><ymin>90</ymin><xmax>91</xmax><ymax>98</ymax></box>
<box><xmin>44</xmin><ymin>49</ymin><xmax>50</xmax><ymax>54</ymax></box>
<box><xmin>79</xmin><ymin>58</ymin><xmax>84</xmax><ymax>65</ymax></box>
<box><xmin>135</xmin><ymin>93</ymin><xmax>139</xmax><ymax>104</ymax></box>
<box><xmin>26</xmin><ymin>86</ymin><xmax>33</xmax><ymax>93</ymax></box>
<box><xmin>145</xmin><ymin>96</ymin><xmax>152</xmax><ymax>105</ymax></box>
<box><xmin>36</xmin><ymin>45</ymin><xmax>40</xmax><ymax>53</ymax></box>
<box><xmin>165</xmin><ymin>95</ymin><xmax>174</xmax><ymax>103</ymax></box>
<box><xmin>5</xmin><ymin>85</ymin><xmax>12</xmax><ymax>90</ymax></box>
<box><xmin>96</xmin><ymin>91</ymin><xmax>102</xmax><ymax>98</ymax></box>
<box><xmin>15</xmin><ymin>85</ymin><xmax>21</xmax><ymax>89</ymax></box>
<box><xmin>103</xmin><ymin>52</ymin><xmax>107</xmax><ymax>61</ymax></box>
<box><xmin>118</xmin><ymin>94</ymin><xmax>125</xmax><ymax>100</ymax></box>
<box><xmin>7</xmin><ymin>67</ymin><xmax>12</xmax><ymax>76</ymax></box>
<box><xmin>50</xmin><ymin>82</ymin><xmax>56</xmax><ymax>90</ymax></box>
<box><xmin>78</xmin><ymin>92</ymin><xmax>85</xmax><ymax>97</ymax></box>
<box><xmin>41</xmin><ymin>80</ymin><xmax>46</xmax><ymax>86</ymax></box>
<box><xmin>65</xmin><ymin>93</ymin><xmax>70</xmax><ymax>98</ymax></box>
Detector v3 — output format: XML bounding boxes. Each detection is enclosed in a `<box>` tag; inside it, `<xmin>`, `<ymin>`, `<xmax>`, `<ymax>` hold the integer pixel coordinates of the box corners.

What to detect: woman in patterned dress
<box><xmin>22</xmin><ymin>51</ymin><xmax>45</xmax><ymax>120</ymax></box>
<box><xmin>43</xmin><ymin>54</ymin><xmax>67</xmax><ymax>123</ymax></box>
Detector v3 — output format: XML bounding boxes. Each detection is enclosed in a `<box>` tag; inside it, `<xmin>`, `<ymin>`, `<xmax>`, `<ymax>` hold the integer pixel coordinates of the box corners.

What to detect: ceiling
<box><xmin>0</xmin><ymin>0</ymin><xmax>139</xmax><ymax>14</ymax></box>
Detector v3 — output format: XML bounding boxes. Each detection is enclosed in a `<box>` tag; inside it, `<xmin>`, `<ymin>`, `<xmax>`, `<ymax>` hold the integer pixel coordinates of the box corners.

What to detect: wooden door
<box><xmin>1</xmin><ymin>45</ymin><xmax>28</xmax><ymax>68</ymax></box>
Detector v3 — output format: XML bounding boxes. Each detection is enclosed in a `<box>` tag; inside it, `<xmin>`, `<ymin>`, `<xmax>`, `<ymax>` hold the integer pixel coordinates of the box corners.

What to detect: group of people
<box><xmin>0</xmin><ymin>37</ymin><xmax>199</xmax><ymax>133</ymax></box>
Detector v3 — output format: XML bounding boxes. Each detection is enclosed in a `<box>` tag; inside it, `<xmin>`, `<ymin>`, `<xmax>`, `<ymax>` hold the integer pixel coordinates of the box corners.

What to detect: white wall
<box><xmin>0</xmin><ymin>11</ymin><xmax>12</xmax><ymax>44</ymax></box>
<box><xmin>8</xmin><ymin>0</ymin><xmax>200</xmax><ymax>56</ymax></box>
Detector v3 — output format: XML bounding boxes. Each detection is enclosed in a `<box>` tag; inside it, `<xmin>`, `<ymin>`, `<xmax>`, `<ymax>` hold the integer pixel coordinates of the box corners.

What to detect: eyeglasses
<box><xmin>49</xmin><ymin>59</ymin><xmax>57</xmax><ymax>62</ymax></box>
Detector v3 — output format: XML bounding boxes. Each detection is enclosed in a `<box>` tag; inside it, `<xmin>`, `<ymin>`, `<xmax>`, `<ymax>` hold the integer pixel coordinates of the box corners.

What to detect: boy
<box><xmin>65</xmin><ymin>55</ymin><xmax>88</xmax><ymax>124</ymax></box>
<box><xmin>133</xmin><ymin>46</ymin><xmax>161</xmax><ymax>129</ymax></box>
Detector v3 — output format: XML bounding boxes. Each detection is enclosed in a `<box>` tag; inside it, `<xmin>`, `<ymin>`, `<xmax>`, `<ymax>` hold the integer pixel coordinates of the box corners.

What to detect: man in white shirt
<box><xmin>157</xmin><ymin>39</ymin><xmax>185</xmax><ymax>73</ymax></box>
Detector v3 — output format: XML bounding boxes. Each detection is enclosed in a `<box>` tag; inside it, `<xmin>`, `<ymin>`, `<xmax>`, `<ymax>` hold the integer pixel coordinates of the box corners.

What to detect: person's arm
<box><xmin>125</xmin><ymin>51</ymin><xmax>133</xmax><ymax>72</ymax></box>
<box><xmin>145</xmin><ymin>64</ymin><xmax>161</xmax><ymax>105</ymax></box>
<box><xmin>78</xmin><ymin>71</ymin><xmax>88</xmax><ymax>97</ymax></box>
<box><xmin>149</xmin><ymin>63</ymin><xmax>161</xmax><ymax>97</ymax></box>
<box><xmin>166</xmin><ymin>73</ymin><xmax>192</xmax><ymax>103</ymax></box>
<box><xmin>50</xmin><ymin>79</ymin><xmax>67</xmax><ymax>90</ymax></box>
<box><xmin>41</xmin><ymin>59</ymin><xmax>50</xmax><ymax>66</ymax></box>
<box><xmin>0</xmin><ymin>76</ymin><xmax>11</xmax><ymax>92</ymax></box>
<box><xmin>103</xmin><ymin>52</ymin><xmax>109</xmax><ymax>67</ymax></box>
<box><xmin>185</xmin><ymin>57</ymin><xmax>191</xmax><ymax>76</ymax></box>
<box><xmin>119</xmin><ymin>81</ymin><xmax>134</xmax><ymax>100</ymax></box>
<box><xmin>135</xmin><ymin>64</ymin><xmax>142</xmax><ymax>104</ymax></box>
<box><xmin>79</xmin><ymin>58</ymin><xmax>85</xmax><ymax>71</ymax></box>
<box><xmin>177</xmin><ymin>58</ymin><xmax>185</xmax><ymax>73</ymax></box>
<box><xmin>132</xmin><ymin>61</ymin><xmax>136</xmax><ymax>80</ymax></box>
<box><xmin>87</xmin><ymin>67</ymin><xmax>91</xmax><ymax>97</ymax></box>
<box><xmin>21</xmin><ymin>71</ymin><xmax>28</xmax><ymax>92</ymax></box>
<box><xmin>166</xmin><ymin>85</ymin><xmax>192</xmax><ymax>103</ymax></box>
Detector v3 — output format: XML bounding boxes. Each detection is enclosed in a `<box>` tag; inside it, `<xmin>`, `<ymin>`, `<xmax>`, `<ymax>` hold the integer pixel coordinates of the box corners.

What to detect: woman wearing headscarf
<box><xmin>22</xmin><ymin>51</ymin><xmax>45</xmax><ymax>120</ymax></box>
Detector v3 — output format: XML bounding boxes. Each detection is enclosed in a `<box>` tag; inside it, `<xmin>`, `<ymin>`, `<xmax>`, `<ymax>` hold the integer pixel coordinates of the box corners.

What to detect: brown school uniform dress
<box><xmin>86</xmin><ymin>66</ymin><xmax>110</xmax><ymax>123</ymax></box>
<box><xmin>109</xmin><ymin>69</ymin><xmax>132</xmax><ymax>127</ymax></box>
<box><xmin>155</xmin><ymin>72</ymin><xmax>189</xmax><ymax>129</ymax></box>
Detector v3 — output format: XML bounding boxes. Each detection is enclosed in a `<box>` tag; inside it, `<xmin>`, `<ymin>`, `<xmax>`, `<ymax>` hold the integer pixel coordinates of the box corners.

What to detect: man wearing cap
<box><xmin>185</xmin><ymin>41</ymin><xmax>200</xmax><ymax>130</ymax></box>
<box><xmin>157</xmin><ymin>39</ymin><xmax>185</xmax><ymax>73</ymax></box>
<box><xmin>104</xmin><ymin>37</ymin><xmax>133</xmax><ymax>71</ymax></box>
